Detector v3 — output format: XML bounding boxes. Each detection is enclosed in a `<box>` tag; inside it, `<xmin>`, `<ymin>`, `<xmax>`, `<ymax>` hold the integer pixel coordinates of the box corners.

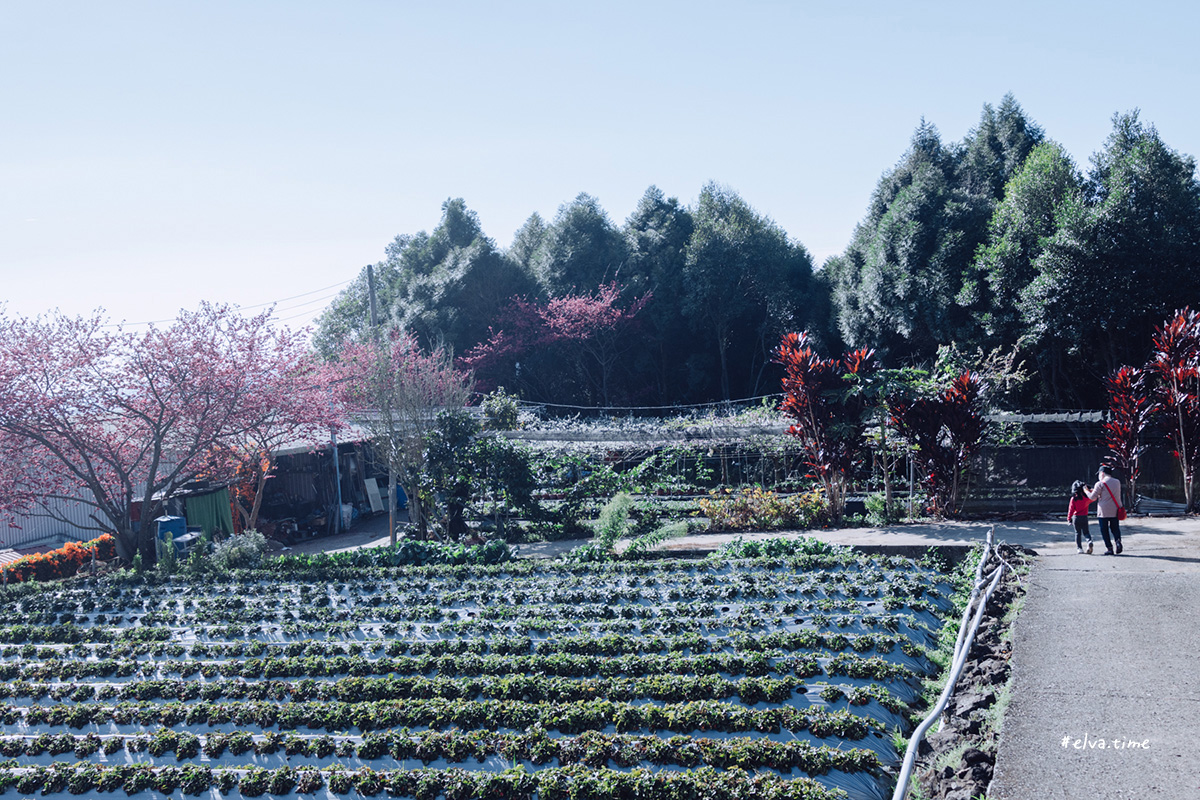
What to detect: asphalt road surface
<box><xmin>988</xmin><ymin>517</ymin><xmax>1200</xmax><ymax>799</ymax></box>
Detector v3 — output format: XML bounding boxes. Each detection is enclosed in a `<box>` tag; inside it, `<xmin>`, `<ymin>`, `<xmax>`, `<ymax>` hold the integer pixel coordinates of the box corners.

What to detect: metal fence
<box><xmin>964</xmin><ymin>443</ymin><xmax>1185</xmax><ymax>513</ymax></box>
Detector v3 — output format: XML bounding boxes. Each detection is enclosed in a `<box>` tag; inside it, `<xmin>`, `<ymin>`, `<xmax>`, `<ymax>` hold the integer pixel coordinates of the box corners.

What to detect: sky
<box><xmin>4</xmin><ymin>0</ymin><xmax>1199</xmax><ymax>334</ymax></box>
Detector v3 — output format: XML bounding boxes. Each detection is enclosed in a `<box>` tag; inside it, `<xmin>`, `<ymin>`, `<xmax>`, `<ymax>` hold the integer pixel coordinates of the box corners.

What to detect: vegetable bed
<box><xmin>0</xmin><ymin>541</ymin><xmax>956</xmax><ymax>800</ymax></box>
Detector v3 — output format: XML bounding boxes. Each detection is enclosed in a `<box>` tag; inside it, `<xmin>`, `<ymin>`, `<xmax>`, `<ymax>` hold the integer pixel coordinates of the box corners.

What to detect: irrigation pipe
<box><xmin>891</xmin><ymin>532</ymin><xmax>1008</xmax><ymax>800</ymax></box>
<box><xmin>947</xmin><ymin>526</ymin><xmax>994</xmax><ymax>669</ymax></box>
<box><xmin>938</xmin><ymin>526</ymin><xmax>1000</xmax><ymax>735</ymax></box>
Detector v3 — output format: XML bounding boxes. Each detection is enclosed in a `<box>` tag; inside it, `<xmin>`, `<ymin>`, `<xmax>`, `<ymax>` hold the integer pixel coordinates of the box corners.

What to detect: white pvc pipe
<box><xmin>891</xmin><ymin>531</ymin><xmax>1007</xmax><ymax>800</ymax></box>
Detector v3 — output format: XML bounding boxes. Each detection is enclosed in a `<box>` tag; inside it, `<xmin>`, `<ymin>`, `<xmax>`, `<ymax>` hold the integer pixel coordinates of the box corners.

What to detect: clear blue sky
<box><xmin>4</xmin><ymin>1</ymin><xmax>1198</xmax><ymax>332</ymax></box>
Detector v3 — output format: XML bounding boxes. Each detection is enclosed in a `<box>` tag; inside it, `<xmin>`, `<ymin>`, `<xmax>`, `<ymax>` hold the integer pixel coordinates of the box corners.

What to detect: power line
<box><xmin>98</xmin><ymin>278</ymin><xmax>352</xmax><ymax>328</ymax></box>
<box><xmin>236</xmin><ymin>280</ymin><xmax>352</xmax><ymax>310</ymax></box>
<box><xmin>279</xmin><ymin>306</ymin><xmax>330</xmax><ymax>323</ymax></box>
<box><xmin>276</xmin><ymin>292</ymin><xmax>342</xmax><ymax>314</ymax></box>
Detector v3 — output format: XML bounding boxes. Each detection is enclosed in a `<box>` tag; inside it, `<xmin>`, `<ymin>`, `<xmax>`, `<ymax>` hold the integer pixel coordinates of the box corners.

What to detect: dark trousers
<box><xmin>1099</xmin><ymin>517</ymin><xmax>1122</xmax><ymax>552</ymax></box>
<box><xmin>1073</xmin><ymin>516</ymin><xmax>1092</xmax><ymax>548</ymax></box>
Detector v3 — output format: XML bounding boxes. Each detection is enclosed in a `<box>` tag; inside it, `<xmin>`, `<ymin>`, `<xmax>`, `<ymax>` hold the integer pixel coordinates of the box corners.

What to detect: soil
<box><xmin>910</xmin><ymin>543</ymin><xmax>1033</xmax><ymax>800</ymax></box>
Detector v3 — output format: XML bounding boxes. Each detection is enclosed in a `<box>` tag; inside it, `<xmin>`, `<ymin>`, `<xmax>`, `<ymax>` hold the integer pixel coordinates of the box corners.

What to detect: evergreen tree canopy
<box><xmin>312</xmin><ymin>99</ymin><xmax>1200</xmax><ymax>411</ymax></box>
<box><xmin>533</xmin><ymin>193</ymin><xmax>630</xmax><ymax>296</ymax></box>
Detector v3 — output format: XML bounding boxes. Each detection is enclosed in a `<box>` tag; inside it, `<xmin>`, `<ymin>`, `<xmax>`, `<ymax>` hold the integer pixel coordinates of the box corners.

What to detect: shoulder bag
<box><xmin>1103</xmin><ymin>483</ymin><xmax>1127</xmax><ymax>521</ymax></box>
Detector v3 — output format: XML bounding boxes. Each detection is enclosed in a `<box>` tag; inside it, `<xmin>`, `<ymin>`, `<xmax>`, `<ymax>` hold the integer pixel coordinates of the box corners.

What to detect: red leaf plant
<box><xmin>889</xmin><ymin>373</ymin><xmax>987</xmax><ymax>517</ymax></box>
<box><xmin>1</xmin><ymin>533</ymin><xmax>116</xmax><ymax>584</ymax></box>
<box><xmin>775</xmin><ymin>332</ymin><xmax>876</xmax><ymax>522</ymax></box>
<box><xmin>1147</xmin><ymin>307</ymin><xmax>1200</xmax><ymax>511</ymax></box>
<box><xmin>1101</xmin><ymin>366</ymin><xmax>1155</xmax><ymax>508</ymax></box>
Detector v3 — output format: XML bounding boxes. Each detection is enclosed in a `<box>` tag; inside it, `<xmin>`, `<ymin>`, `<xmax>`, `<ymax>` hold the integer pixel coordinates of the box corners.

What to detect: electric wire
<box><xmin>97</xmin><ymin>279</ymin><xmax>352</xmax><ymax>328</ymax></box>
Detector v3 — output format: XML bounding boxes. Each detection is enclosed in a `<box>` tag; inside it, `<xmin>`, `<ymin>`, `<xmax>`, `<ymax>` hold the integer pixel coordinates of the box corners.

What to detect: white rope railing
<box><xmin>891</xmin><ymin>526</ymin><xmax>1009</xmax><ymax>800</ymax></box>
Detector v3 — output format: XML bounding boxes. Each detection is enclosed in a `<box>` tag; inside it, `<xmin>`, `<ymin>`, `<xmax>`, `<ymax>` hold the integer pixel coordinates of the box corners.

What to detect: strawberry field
<box><xmin>0</xmin><ymin>540</ymin><xmax>959</xmax><ymax>800</ymax></box>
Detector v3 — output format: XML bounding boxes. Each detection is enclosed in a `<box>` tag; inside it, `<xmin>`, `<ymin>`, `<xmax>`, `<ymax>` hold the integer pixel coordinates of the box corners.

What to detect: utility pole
<box><xmin>367</xmin><ymin>264</ymin><xmax>398</xmax><ymax>546</ymax></box>
<box><xmin>332</xmin><ymin>426</ymin><xmax>342</xmax><ymax>535</ymax></box>
<box><xmin>367</xmin><ymin>264</ymin><xmax>380</xmax><ymax>330</ymax></box>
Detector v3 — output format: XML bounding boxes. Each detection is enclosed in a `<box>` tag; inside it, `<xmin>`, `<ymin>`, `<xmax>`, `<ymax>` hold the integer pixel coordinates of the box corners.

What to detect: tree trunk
<box><xmin>402</xmin><ymin>477</ymin><xmax>429</xmax><ymax>539</ymax></box>
<box><xmin>389</xmin><ymin>470</ymin><xmax>398</xmax><ymax>546</ymax></box>
<box><xmin>247</xmin><ymin>467</ymin><xmax>269</xmax><ymax>532</ymax></box>
<box><xmin>114</xmin><ymin>527</ymin><xmax>138</xmax><ymax>563</ymax></box>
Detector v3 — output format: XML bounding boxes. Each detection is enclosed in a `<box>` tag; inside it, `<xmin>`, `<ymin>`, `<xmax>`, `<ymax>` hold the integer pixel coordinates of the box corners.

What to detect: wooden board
<box><xmin>363</xmin><ymin>477</ymin><xmax>384</xmax><ymax>513</ymax></box>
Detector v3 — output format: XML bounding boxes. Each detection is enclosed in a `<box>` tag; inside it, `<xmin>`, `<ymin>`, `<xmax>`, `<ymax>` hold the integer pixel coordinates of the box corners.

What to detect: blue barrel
<box><xmin>155</xmin><ymin>516</ymin><xmax>186</xmax><ymax>542</ymax></box>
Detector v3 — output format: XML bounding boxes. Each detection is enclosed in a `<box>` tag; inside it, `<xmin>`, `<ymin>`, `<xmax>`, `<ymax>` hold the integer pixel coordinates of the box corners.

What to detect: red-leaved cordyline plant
<box><xmin>1101</xmin><ymin>366</ymin><xmax>1155</xmax><ymax>508</ymax></box>
<box><xmin>775</xmin><ymin>332</ymin><xmax>876</xmax><ymax>523</ymax></box>
<box><xmin>333</xmin><ymin>330</ymin><xmax>473</xmax><ymax>542</ymax></box>
<box><xmin>0</xmin><ymin>304</ymin><xmax>340</xmax><ymax>561</ymax></box>
<box><xmin>889</xmin><ymin>373</ymin><xmax>987</xmax><ymax>517</ymax></box>
<box><xmin>460</xmin><ymin>283</ymin><xmax>650</xmax><ymax>405</ymax></box>
<box><xmin>1147</xmin><ymin>307</ymin><xmax>1200</xmax><ymax>512</ymax></box>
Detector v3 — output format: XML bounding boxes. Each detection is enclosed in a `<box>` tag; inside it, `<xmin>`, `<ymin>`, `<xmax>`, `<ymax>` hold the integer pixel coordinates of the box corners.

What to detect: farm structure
<box><xmin>1</xmin><ymin>434</ymin><xmax>393</xmax><ymax>556</ymax></box>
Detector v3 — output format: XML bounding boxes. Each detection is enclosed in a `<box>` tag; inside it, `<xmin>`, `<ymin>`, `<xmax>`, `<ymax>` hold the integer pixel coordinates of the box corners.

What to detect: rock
<box><xmin>943</xmin><ymin>788</ymin><xmax>978</xmax><ymax>800</ymax></box>
<box><xmin>976</xmin><ymin>658</ymin><xmax>1008</xmax><ymax>684</ymax></box>
<box><xmin>961</xmin><ymin>747</ymin><xmax>990</xmax><ymax>766</ymax></box>
<box><xmin>912</xmin><ymin>548</ymin><xmax>1029</xmax><ymax>800</ymax></box>
<box><xmin>923</xmin><ymin>729</ymin><xmax>955</xmax><ymax>752</ymax></box>
<box><xmin>968</xmin><ymin>643</ymin><xmax>989</xmax><ymax>660</ymax></box>
<box><xmin>953</xmin><ymin>690</ymin><xmax>996</xmax><ymax>716</ymax></box>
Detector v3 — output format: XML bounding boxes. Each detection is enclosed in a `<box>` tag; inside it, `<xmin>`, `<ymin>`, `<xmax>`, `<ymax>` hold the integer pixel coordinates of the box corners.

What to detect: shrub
<box><xmin>593</xmin><ymin>493</ymin><xmax>634</xmax><ymax>550</ymax></box>
<box><xmin>211</xmin><ymin>530</ymin><xmax>268</xmax><ymax>571</ymax></box>
<box><xmin>621</xmin><ymin>520</ymin><xmax>695</xmax><ymax>561</ymax></box>
<box><xmin>698</xmin><ymin>486</ymin><xmax>827</xmax><ymax>532</ymax></box>
<box><xmin>483</xmin><ymin>387</ymin><xmax>522</xmax><ymax>430</ymax></box>
<box><xmin>864</xmin><ymin>492</ymin><xmax>902</xmax><ymax>525</ymax></box>
<box><xmin>158</xmin><ymin>532</ymin><xmax>178</xmax><ymax>576</ymax></box>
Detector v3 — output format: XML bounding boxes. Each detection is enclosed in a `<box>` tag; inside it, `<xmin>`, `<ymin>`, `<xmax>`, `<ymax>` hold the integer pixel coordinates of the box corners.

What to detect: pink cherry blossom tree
<box><xmin>199</xmin><ymin>327</ymin><xmax>344</xmax><ymax>533</ymax></box>
<box><xmin>0</xmin><ymin>304</ymin><xmax>343</xmax><ymax>561</ymax></box>
<box><xmin>461</xmin><ymin>282</ymin><xmax>650</xmax><ymax>405</ymax></box>
<box><xmin>333</xmin><ymin>330</ymin><xmax>473</xmax><ymax>541</ymax></box>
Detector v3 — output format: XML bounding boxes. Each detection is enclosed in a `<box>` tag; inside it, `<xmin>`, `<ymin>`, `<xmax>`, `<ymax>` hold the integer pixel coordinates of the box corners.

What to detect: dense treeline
<box><xmin>315</xmin><ymin>95</ymin><xmax>1200</xmax><ymax>409</ymax></box>
<box><xmin>826</xmin><ymin>96</ymin><xmax>1200</xmax><ymax>408</ymax></box>
<box><xmin>315</xmin><ymin>185</ymin><xmax>820</xmax><ymax>406</ymax></box>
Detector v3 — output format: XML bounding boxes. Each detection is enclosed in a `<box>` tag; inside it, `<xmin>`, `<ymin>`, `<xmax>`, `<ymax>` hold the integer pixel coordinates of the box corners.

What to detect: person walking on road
<box><xmin>1068</xmin><ymin>480</ymin><xmax>1094</xmax><ymax>554</ymax></box>
<box><xmin>1087</xmin><ymin>465</ymin><xmax>1124</xmax><ymax>555</ymax></box>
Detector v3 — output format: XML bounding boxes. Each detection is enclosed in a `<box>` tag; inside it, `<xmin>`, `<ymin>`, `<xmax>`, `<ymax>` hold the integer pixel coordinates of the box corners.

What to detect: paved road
<box><xmin>284</xmin><ymin>511</ymin><xmax>1178</xmax><ymax>558</ymax></box>
<box><xmin>989</xmin><ymin>517</ymin><xmax>1200</xmax><ymax>799</ymax></box>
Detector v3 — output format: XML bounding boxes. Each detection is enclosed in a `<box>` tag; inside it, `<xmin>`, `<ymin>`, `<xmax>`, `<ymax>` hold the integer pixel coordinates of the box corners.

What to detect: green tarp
<box><xmin>185</xmin><ymin>488</ymin><xmax>235</xmax><ymax>537</ymax></box>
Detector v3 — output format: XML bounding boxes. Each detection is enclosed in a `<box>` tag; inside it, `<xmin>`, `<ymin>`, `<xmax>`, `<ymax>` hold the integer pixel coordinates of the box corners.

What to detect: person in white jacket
<box><xmin>1087</xmin><ymin>465</ymin><xmax>1124</xmax><ymax>555</ymax></box>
